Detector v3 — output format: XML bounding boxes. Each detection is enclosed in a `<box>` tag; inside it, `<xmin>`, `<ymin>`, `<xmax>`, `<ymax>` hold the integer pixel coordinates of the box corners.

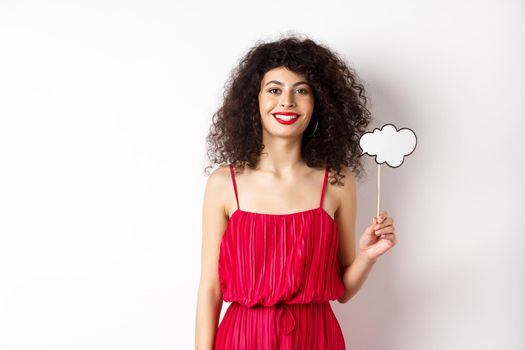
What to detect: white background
<box><xmin>1</xmin><ymin>0</ymin><xmax>524</xmax><ymax>349</ymax></box>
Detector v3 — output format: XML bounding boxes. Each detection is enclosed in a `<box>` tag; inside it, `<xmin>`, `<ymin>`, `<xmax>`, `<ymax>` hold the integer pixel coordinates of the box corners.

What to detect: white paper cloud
<box><xmin>359</xmin><ymin>124</ymin><xmax>417</xmax><ymax>168</ymax></box>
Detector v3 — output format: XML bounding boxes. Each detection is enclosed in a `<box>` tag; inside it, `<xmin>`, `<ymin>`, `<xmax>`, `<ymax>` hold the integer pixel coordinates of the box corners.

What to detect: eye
<box><xmin>267</xmin><ymin>88</ymin><xmax>309</xmax><ymax>94</ymax></box>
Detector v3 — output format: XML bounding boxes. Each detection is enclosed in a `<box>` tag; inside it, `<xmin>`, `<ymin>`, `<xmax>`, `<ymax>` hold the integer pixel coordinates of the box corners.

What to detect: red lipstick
<box><xmin>273</xmin><ymin>112</ymin><xmax>300</xmax><ymax>125</ymax></box>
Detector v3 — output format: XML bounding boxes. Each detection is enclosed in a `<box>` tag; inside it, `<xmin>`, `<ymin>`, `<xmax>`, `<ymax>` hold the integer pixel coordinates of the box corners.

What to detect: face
<box><xmin>258</xmin><ymin>66</ymin><xmax>315</xmax><ymax>138</ymax></box>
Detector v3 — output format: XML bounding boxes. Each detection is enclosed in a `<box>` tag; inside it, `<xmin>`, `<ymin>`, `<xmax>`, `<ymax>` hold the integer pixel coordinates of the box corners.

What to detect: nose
<box><xmin>279</xmin><ymin>91</ymin><xmax>295</xmax><ymax>108</ymax></box>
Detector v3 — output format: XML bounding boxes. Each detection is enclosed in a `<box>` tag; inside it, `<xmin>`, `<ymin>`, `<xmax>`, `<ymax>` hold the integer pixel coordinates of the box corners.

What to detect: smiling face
<box><xmin>258</xmin><ymin>66</ymin><xmax>315</xmax><ymax>138</ymax></box>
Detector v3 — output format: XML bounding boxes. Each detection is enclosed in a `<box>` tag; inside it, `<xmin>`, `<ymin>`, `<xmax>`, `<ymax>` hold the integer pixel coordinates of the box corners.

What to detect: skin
<box><xmin>195</xmin><ymin>66</ymin><xmax>397</xmax><ymax>349</ymax></box>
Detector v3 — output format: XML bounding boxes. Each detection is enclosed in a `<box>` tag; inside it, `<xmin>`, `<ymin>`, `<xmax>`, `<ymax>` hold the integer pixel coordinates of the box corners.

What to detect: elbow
<box><xmin>336</xmin><ymin>289</ymin><xmax>352</xmax><ymax>304</ymax></box>
<box><xmin>336</xmin><ymin>290</ymin><xmax>346</xmax><ymax>304</ymax></box>
<box><xmin>198</xmin><ymin>282</ymin><xmax>223</xmax><ymax>302</ymax></box>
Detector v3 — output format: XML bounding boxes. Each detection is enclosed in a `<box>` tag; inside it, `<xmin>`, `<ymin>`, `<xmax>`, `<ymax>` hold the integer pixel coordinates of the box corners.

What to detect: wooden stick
<box><xmin>377</xmin><ymin>163</ymin><xmax>381</xmax><ymax>217</ymax></box>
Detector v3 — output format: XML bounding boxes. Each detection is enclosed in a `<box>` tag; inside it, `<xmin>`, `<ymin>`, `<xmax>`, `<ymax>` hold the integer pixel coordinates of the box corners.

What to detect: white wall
<box><xmin>0</xmin><ymin>0</ymin><xmax>523</xmax><ymax>349</ymax></box>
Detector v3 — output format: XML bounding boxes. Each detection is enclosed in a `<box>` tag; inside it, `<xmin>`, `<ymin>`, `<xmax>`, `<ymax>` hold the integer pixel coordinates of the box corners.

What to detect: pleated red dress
<box><xmin>215</xmin><ymin>164</ymin><xmax>347</xmax><ymax>350</ymax></box>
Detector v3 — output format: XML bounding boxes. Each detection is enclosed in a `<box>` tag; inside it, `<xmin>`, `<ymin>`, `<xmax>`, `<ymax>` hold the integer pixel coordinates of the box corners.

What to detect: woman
<box><xmin>195</xmin><ymin>33</ymin><xmax>397</xmax><ymax>350</ymax></box>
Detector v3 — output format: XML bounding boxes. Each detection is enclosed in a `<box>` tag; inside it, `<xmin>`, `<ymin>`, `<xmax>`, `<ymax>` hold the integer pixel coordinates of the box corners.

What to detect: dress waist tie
<box><xmin>275</xmin><ymin>303</ymin><xmax>296</xmax><ymax>335</ymax></box>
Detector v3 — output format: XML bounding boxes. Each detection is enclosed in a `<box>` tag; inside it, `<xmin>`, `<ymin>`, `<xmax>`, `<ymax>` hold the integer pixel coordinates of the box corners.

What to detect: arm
<box><xmin>338</xmin><ymin>252</ymin><xmax>377</xmax><ymax>303</ymax></box>
<box><xmin>333</xmin><ymin>167</ymin><xmax>377</xmax><ymax>304</ymax></box>
<box><xmin>195</xmin><ymin>167</ymin><xmax>229</xmax><ymax>349</ymax></box>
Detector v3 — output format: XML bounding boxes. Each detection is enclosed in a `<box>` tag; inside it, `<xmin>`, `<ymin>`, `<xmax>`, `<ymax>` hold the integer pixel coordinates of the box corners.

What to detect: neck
<box><xmin>258</xmin><ymin>133</ymin><xmax>305</xmax><ymax>175</ymax></box>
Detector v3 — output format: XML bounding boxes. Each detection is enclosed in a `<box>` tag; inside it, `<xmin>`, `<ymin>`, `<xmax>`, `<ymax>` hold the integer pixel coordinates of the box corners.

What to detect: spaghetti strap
<box><xmin>319</xmin><ymin>165</ymin><xmax>328</xmax><ymax>208</ymax></box>
<box><xmin>229</xmin><ymin>164</ymin><xmax>240</xmax><ymax>210</ymax></box>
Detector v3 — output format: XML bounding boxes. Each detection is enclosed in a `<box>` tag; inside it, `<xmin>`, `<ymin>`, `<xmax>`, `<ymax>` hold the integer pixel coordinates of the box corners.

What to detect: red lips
<box><xmin>273</xmin><ymin>112</ymin><xmax>300</xmax><ymax>125</ymax></box>
<box><xmin>273</xmin><ymin>111</ymin><xmax>299</xmax><ymax>116</ymax></box>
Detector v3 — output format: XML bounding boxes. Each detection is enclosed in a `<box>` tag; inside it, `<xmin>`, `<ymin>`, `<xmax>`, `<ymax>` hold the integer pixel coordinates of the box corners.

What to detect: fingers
<box><xmin>366</xmin><ymin>211</ymin><xmax>398</xmax><ymax>256</ymax></box>
<box><xmin>376</xmin><ymin>210</ymin><xmax>390</xmax><ymax>223</ymax></box>
<box><xmin>379</xmin><ymin>233</ymin><xmax>397</xmax><ymax>244</ymax></box>
<box><xmin>371</xmin><ymin>211</ymin><xmax>397</xmax><ymax>243</ymax></box>
<box><xmin>364</xmin><ymin>221</ymin><xmax>377</xmax><ymax>237</ymax></box>
<box><xmin>374</xmin><ymin>223</ymin><xmax>395</xmax><ymax>235</ymax></box>
<box><xmin>373</xmin><ymin>211</ymin><xmax>396</xmax><ymax>238</ymax></box>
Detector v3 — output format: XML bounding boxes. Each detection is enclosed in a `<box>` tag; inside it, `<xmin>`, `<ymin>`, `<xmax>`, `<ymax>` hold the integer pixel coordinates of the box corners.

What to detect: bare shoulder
<box><xmin>328</xmin><ymin>165</ymin><xmax>356</xmax><ymax>211</ymax></box>
<box><xmin>207</xmin><ymin>164</ymin><xmax>231</xmax><ymax>186</ymax></box>
<box><xmin>204</xmin><ymin>165</ymin><xmax>231</xmax><ymax>217</ymax></box>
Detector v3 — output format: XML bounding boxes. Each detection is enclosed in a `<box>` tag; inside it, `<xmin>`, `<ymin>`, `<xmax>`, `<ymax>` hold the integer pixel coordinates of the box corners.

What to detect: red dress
<box><xmin>215</xmin><ymin>164</ymin><xmax>347</xmax><ymax>349</ymax></box>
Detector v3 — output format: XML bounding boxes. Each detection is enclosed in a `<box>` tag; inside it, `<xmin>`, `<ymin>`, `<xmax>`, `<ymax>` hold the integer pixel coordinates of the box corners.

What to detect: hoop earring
<box><xmin>306</xmin><ymin>117</ymin><xmax>318</xmax><ymax>137</ymax></box>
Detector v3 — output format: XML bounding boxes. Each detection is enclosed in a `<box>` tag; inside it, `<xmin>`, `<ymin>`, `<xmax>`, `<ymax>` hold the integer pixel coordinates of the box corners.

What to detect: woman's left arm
<box><xmin>334</xmin><ymin>167</ymin><xmax>397</xmax><ymax>303</ymax></box>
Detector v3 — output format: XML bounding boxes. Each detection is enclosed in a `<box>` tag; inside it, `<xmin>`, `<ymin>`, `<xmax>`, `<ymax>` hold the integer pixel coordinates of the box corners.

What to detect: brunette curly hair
<box><xmin>204</xmin><ymin>32</ymin><xmax>373</xmax><ymax>185</ymax></box>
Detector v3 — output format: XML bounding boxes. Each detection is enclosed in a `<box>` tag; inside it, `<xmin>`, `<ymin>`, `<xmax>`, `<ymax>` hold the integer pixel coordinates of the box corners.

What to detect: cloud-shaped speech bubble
<box><xmin>359</xmin><ymin>124</ymin><xmax>417</xmax><ymax>168</ymax></box>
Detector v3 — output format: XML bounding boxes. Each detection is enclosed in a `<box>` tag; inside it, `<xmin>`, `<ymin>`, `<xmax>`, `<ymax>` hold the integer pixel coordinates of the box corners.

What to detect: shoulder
<box><xmin>328</xmin><ymin>165</ymin><xmax>356</xmax><ymax>209</ymax></box>
<box><xmin>204</xmin><ymin>165</ymin><xmax>232</xmax><ymax>215</ymax></box>
<box><xmin>328</xmin><ymin>165</ymin><xmax>356</xmax><ymax>188</ymax></box>
<box><xmin>207</xmin><ymin>164</ymin><xmax>231</xmax><ymax>185</ymax></box>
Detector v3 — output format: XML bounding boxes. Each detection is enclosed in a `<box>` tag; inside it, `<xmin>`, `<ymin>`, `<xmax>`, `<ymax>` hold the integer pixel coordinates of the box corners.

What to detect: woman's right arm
<box><xmin>195</xmin><ymin>167</ymin><xmax>229</xmax><ymax>350</ymax></box>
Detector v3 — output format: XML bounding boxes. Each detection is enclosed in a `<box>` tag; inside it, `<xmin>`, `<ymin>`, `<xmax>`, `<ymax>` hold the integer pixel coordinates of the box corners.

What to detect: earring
<box><xmin>306</xmin><ymin>117</ymin><xmax>318</xmax><ymax>137</ymax></box>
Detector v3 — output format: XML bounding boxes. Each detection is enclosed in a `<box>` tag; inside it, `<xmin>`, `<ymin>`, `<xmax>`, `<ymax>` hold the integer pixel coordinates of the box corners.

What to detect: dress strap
<box><xmin>319</xmin><ymin>165</ymin><xmax>328</xmax><ymax>208</ymax></box>
<box><xmin>229</xmin><ymin>164</ymin><xmax>240</xmax><ymax>210</ymax></box>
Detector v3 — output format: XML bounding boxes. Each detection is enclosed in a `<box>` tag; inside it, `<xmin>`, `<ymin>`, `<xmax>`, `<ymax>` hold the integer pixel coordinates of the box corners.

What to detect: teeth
<box><xmin>274</xmin><ymin>114</ymin><xmax>298</xmax><ymax>121</ymax></box>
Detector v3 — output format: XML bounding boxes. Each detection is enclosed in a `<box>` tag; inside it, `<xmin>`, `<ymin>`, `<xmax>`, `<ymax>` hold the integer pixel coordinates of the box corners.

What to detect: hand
<box><xmin>359</xmin><ymin>210</ymin><xmax>397</xmax><ymax>262</ymax></box>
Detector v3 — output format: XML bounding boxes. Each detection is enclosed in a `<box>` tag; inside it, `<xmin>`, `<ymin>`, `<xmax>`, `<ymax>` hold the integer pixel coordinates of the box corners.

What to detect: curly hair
<box><xmin>204</xmin><ymin>32</ymin><xmax>373</xmax><ymax>185</ymax></box>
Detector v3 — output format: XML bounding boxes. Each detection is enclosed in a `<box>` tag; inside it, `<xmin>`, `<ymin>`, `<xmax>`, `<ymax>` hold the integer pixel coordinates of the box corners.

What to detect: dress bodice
<box><xmin>217</xmin><ymin>165</ymin><xmax>346</xmax><ymax>307</ymax></box>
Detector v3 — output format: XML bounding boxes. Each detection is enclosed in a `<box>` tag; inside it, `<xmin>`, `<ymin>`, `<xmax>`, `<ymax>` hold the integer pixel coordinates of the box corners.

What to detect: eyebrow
<box><xmin>264</xmin><ymin>80</ymin><xmax>311</xmax><ymax>87</ymax></box>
